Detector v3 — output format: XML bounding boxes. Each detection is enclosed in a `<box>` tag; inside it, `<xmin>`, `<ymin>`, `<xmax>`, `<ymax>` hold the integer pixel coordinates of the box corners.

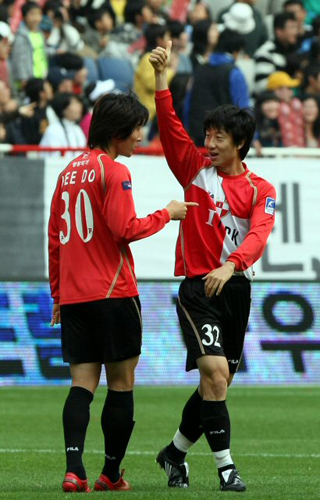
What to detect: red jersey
<box><xmin>155</xmin><ymin>89</ymin><xmax>276</xmax><ymax>281</ymax></box>
<box><xmin>49</xmin><ymin>149</ymin><xmax>170</xmax><ymax>304</ymax></box>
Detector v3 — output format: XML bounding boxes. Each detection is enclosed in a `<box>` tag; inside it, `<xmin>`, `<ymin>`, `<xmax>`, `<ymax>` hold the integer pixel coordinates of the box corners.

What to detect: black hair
<box><xmin>43</xmin><ymin>0</ymin><xmax>62</xmax><ymax>16</ymax></box>
<box><xmin>300</xmin><ymin>93</ymin><xmax>320</xmax><ymax>138</ymax></box>
<box><xmin>167</xmin><ymin>20</ymin><xmax>185</xmax><ymax>39</ymax></box>
<box><xmin>124</xmin><ymin>0</ymin><xmax>146</xmax><ymax>24</ymax></box>
<box><xmin>191</xmin><ymin>19</ymin><xmax>211</xmax><ymax>56</ymax></box>
<box><xmin>24</xmin><ymin>78</ymin><xmax>45</xmax><ymax>103</ymax></box>
<box><xmin>283</xmin><ymin>0</ymin><xmax>304</xmax><ymax>8</ymax></box>
<box><xmin>21</xmin><ymin>1</ymin><xmax>41</xmax><ymax>18</ymax></box>
<box><xmin>87</xmin><ymin>6</ymin><xmax>116</xmax><ymax>30</ymax></box>
<box><xmin>274</xmin><ymin>12</ymin><xmax>296</xmax><ymax>31</ymax></box>
<box><xmin>88</xmin><ymin>92</ymin><xmax>149</xmax><ymax>150</ymax></box>
<box><xmin>144</xmin><ymin>23</ymin><xmax>168</xmax><ymax>52</ymax></box>
<box><xmin>215</xmin><ymin>28</ymin><xmax>245</xmax><ymax>54</ymax></box>
<box><xmin>203</xmin><ymin>105</ymin><xmax>256</xmax><ymax>160</ymax></box>
<box><xmin>312</xmin><ymin>15</ymin><xmax>320</xmax><ymax>36</ymax></box>
<box><xmin>51</xmin><ymin>92</ymin><xmax>83</xmax><ymax>120</ymax></box>
<box><xmin>254</xmin><ymin>90</ymin><xmax>279</xmax><ymax>121</ymax></box>
<box><xmin>303</xmin><ymin>62</ymin><xmax>320</xmax><ymax>87</ymax></box>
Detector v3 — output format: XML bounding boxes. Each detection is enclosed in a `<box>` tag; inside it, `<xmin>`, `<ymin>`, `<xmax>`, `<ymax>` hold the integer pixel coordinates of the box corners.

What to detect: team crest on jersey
<box><xmin>122</xmin><ymin>181</ymin><xmax>132</xmax><ymax>190</ymax></box>
<box><xmin>265</xmin><ymin>197</ymin><xmax>275</xmax><ymax>215</ymax></box>
<box><xmin>215</xmin><ymin>200</ymin><xmax>229</xmax><ymax>218</ymax></box>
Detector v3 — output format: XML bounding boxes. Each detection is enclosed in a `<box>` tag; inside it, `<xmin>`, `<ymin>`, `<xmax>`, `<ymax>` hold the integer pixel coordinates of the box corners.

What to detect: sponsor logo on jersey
<box><xmin>265</xmin><ymin>197</ymin><xmax>275</xmax><ymax>215</ymax></box>
<box><xmin>122</xmin><ymin>181</ymin><xmax>132</xmax><ymax>190</ymax></box>
<box><xmin>216</xmin><ymin>200</ymin><xmax>229</xmax><ymax>217</ymax></box>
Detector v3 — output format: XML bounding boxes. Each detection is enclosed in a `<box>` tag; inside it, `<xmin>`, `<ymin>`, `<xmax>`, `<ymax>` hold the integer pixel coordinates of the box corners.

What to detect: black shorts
<box><xmin>177</xmin><ymin>276</ymin><xmax>251</xmax><ymax>373</ymax></box>
<box><xmin>60</xmin><ymin>296</ymin><xmax>142</xmax><ymax>364</ymax></box>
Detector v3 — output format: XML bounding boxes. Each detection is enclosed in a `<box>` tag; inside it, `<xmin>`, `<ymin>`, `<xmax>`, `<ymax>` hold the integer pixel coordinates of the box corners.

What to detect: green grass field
<box><xmin>1</xmin><ymin>386</ymin><xmax>320</xmax><ymax>499</ymax></box>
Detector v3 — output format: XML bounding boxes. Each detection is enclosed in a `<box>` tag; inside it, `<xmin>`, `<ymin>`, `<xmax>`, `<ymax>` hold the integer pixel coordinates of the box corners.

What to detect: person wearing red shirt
<box><xmin>49</xmin><ymin>91</ymin><xmax>197</xmax><ymax>493</ymax></box>
<box><xmin>149</xmin><ymin>42</ymin><xmax>276</xmax><ymax>493</ymax></box>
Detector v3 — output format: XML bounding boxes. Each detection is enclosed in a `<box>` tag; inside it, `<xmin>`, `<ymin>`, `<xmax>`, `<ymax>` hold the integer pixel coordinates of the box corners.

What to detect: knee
<box><xmin>200</xmin><ymin>372</ymin><xmax>228</xmax><ymax>400</ymax></box>
<box><xmin>108</xmin><ymin>373</ymin><xmax>135</xmax><ymax>392</ymax></box>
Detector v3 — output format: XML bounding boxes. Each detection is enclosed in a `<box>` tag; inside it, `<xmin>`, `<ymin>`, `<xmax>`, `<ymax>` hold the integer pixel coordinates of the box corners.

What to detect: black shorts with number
<box><xmin>177</xmin><ymin>276</ymin><xmax>251</xmax><ymax>374</ymax></box>
<box><xmin>60</xmin><ymin>296</ymin><xmax>142</xmax><ymax>364</ymax></box>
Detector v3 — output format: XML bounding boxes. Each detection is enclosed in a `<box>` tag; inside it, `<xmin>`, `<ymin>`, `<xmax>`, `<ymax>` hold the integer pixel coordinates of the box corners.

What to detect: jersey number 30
<box><xmin>60</xmin><ymin>190</ymin><xmax>94</xmax><ymax>244</ymax></box>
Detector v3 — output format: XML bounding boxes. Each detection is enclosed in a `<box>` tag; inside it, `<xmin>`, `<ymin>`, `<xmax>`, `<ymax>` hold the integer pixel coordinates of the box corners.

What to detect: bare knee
<box><xmin>200</xmin><ymin>371</ymin><xmax>228</xmax><ymax>400</ymax></box>
<box><xmin>105</xmin><ymin>356</ymin><xmax>139</xmax><ymax>391</ymax></box>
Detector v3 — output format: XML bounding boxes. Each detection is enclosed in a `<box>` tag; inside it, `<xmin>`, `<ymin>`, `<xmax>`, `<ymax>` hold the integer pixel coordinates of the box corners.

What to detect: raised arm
<box><xmin>149</xmin><ymin>42</ymin><xmax>211</xmax><ymax>187</ymax></box>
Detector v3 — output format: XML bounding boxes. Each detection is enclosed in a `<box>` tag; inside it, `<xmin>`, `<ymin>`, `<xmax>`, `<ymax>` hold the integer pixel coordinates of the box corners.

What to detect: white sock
<box><xmin>173</xmin><ymin>429</ymin><xmax>194</xmax><ymax>453</ymax></box>
<box><xmin>213</xmin><ymin>449</ymin><xmax>233</xmax><ymax>469</ymax></box>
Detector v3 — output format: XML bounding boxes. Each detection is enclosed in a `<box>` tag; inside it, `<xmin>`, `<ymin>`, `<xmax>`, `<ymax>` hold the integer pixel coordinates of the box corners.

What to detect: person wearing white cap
<box><xmin>217</xmin><ymin>0</ymin><xmax>268</xmax><ymax>57</ymax></box>
<box><xmin>0</xmin><ymin>21</ymin><xmax>13</xmax><ymax>87</ymax></box>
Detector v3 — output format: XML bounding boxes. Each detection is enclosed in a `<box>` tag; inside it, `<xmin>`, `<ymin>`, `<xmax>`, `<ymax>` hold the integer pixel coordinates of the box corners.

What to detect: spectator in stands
<box><xmin>84</xmin><ymin>6</ymin><xmax>116</xmax><ymax>57</ymax></box>
<box><xmin>40</xmin><ymin>92</ymin><xmax>86</xmax><ymax>158</ymax></box>
<box><xmin>45</xmin><ymin>5</ymin><xmax>86</xmax><ymax>57</ymax></box>
<box><xmin>146</xmin><ymin>0</ymin><xmax>169</xmax><ymax>24</ymax></box>
<box><xmin>187</xmin><ymin>1</ymin><xmax>212</xmax><ymax>26</ymax></box>
<box><xmin>20</xmin><ymin>77</ymin><xmax>55</xmax><ymax>144</ymax></box>
<box><xmin>283</xmin><ymin>0</ymin><xmax>313</xmax><ymax>51</ymax></box>
<box><xmin>300</xmin><ymin>93</ymin><xmax>320</xmax><ymax>146</ymax></box>
<box><xmin>99</xmin><ymin>0</ymin><xmax>153</xmax><ymax>69</ymax></box>
<box><xmin>11</xmin><ymin>1</ymin><xmax>48</xmax><ymax>90</ymax></box>
<box><xmin>47</xmin><ymin>66</ymin><xmax>75</xmax><ymax>94</ymax></box>
<box><xmin>188</xmin><ymin>29</ymin><xmax>249</xmax><ymax>146</ymax></box>
<box><xmin>303</xmin><ymin>63</ymin><xmax>320</xmax><ymax>96</ymax></box>
<box><xmin>254</xmin><ymin>12</ymin><xmax>299</xmax><ymax>93</ymax></box>
<box><xmin>0</xmin><ymin>21</ymin><xmax>12</xmax><ymax>87</ymax></box>
<box><xmin>253</xmin><ymin>90</ymin><xmax>282</xmax><ymax>155</ymax></box>
<box><xmin>80</xmin><ymin>79</ymin><xmax>116</xmax><ymax>138</ymax></box>
<box><xmin>189</xmin><ymin>19</ymin><xmax>219</xmax><ymax>71</ymax></box>
<box><xmin>217</xmin><ymin>0</ymin><xmax>268</xmax><ymax>58</ymax></box>
<box><xmin>266</xmin><ymin>70</ymin><xmax>304</xmax><ymax>147</ymax></box>
<box><xmin>134</xmin><ymin>24</ymin><xmax>176</xmax><ymax>124</ymax></box>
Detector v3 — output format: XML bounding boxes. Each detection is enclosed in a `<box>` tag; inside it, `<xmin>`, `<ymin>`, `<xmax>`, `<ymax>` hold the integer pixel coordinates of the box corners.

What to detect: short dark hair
<box><xmin>88</xmin><ymin>6</ymin><xmax>116</xmax><ymax>30</ymax></box>
<box><xmin>167</xmin><ymin>20</ymin><xmax>185</xmax><ymax>39</ymax></box>
<box><xmin>283</xmin><ymin>0</ymin><xmax>304</xmax><ymax>8</ymax></box>
<box><xmin>124</xmin><ymin>0</ymin><xmax>146</xmax><ymax>24</ymax></box>
<box><xmin>274</xmin><ymin>12</ymin><xmax>296</xmax><ymax>31</ymax></box>
<box><xmin>203</xmin><ymin>105</ymin><xmax>256</xmax><ymax>160</ymax></box>
<box><xmin>24</xmin><ymin>78</ymin><xmax>45</xmax><ymax>103</ymax></box>
<box><xmin>88</xmin><ymin>92</ymin><xmax>149</xmax><ymax>150</ymax></box>
<box><xmin>191</xmin><ymin>19</ymin><xmax>211</xmax><ymax>55</ymax></box>
<box><xmin>21</xmin><ymin>1</ymin><xmax>41</xmax><ymax>18</ymax></box>
<box><xmin>216</xmin><ymin>29</ymin><xmax>245</xmax><ymax>54</ymax></box>
<box><xmin>144</xmin><ymin>23</ymin><xmax>168</xmax><ymax>52</ymax></box>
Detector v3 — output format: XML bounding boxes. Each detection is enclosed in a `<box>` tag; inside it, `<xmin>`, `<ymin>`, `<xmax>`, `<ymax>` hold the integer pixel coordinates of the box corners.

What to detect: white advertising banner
<box><xmin>44</xmin><ymin>155</ymin><xmax>320</xmax><ymax>281</ymax></box>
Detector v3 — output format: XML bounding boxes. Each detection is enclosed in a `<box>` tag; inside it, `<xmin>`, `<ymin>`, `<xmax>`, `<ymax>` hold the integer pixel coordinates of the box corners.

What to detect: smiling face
<box><xmin>204</xmin><ymin>128</ymin><xmax>242</xmax><ymax>169</ymax></box>
<box><xmin>302</xmin><ymin>97</ymin><xmax>319</xmax><ymax>123</ymax></box>
<box><xmin>113</xmin><ymin>127</ymin><xmax>143</xmax><ymax>157</ymax></box>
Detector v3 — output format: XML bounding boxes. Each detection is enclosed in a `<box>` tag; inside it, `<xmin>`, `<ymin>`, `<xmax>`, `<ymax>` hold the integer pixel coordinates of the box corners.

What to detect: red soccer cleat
<box><xmin>62</xmin><ymin>472</ymin><xmax>91</xmax><ymax>493</ymax></box>
<box><xmin>94</xmin><ymin>469</ymin><xmax>131</xmax><ymax>491</ymax></box>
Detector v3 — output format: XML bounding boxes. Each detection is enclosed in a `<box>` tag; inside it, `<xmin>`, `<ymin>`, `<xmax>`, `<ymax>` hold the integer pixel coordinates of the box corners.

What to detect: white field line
<box><xmin>0</xmin><ymin>449</ymin><xmax>319</xmax><ymax>459</ymax></box>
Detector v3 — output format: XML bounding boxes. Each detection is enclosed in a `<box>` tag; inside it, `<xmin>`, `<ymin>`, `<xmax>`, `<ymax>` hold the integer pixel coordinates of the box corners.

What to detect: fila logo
<box><xmin>210</xmin><ymin>429</ymin><xmax>225</xmax><ymax>435</ymax></box>
<box><xmin>228</xmin><ymin>359</ymin><xmax>239</xmax><ymax>364</ymax></box>
<box><xmin>67</xmin><ymin>447</ymin><xmax>79</xmax><ymax>452</ymax></box>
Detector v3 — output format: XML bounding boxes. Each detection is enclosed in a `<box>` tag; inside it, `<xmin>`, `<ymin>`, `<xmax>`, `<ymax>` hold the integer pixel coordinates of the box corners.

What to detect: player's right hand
<box><xmin>166</xmin><ymin>200</ymin><xmax>199</xmax><ymax>220</ymax></box>
<box><xmin>51</xmin><ymin>303</ymin><xmax>61</xmax><ymax>326</ymax></box>
<box><xmin>149</xmin><ymin>40</ymin><xmax>172</xmax><ymax>72</ymax></box>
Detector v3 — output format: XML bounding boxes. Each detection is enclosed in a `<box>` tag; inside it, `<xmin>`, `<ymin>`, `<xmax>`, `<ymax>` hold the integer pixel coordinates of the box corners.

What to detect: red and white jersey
<box><xmin>49</xmin><ymin>149</ymin><xmax>170</xmax><ymax>304</ymax></box>
<box><xmin>155</xmin><ymin>89</ymin><xmax>276</xmax><ymax>281</ymax></box>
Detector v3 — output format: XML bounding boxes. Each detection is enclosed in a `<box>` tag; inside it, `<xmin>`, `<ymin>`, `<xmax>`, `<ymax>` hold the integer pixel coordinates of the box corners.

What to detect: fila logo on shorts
<box><xmin>265</xmin><ymin>197</ymin><xmax>275</xmax><ymax>216</ymax></box>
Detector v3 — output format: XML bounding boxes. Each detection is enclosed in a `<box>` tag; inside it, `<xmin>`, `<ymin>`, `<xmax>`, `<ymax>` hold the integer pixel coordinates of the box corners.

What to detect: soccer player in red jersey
<box><xmin>48</xmin><ymin>92</ymin><xmax>198</xmax><ymax>493</ymax></box>
<box><xmin>149</xmin><ymin>42</ymin><xmax>276</xmax><ymax>492</ymax></box>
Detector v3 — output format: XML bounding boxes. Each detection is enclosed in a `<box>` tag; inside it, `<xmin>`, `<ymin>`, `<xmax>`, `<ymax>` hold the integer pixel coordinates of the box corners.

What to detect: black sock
<box><xmin>201</xmin><ymin>400</ymin><xmax>231</xmax><ymax>452</ymax></box>
<box><xmin>63</xmin><ymin>386</ymin><xmax>93</xmax><ymax>480</ymax></box>
<box><xmin>166</xmin><ymin>388</ymin><xmax>203</xmax><ymax>463</ymax></box>
<box><xmin>101</xmin><ymin>390</ymin><xmax>135</xmax><ymax>483</ymax></box>
<box><xmin>179</xmin><ymin>387</ymin><xmax>203</xmax><ymax>443</ymax></box>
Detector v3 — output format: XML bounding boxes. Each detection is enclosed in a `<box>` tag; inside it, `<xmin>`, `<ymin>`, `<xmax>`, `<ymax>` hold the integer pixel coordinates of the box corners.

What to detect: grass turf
<box><xmin>0</xmin><ymin>386</ymin><xmax>319</xmax><ymax>499</ymax></box>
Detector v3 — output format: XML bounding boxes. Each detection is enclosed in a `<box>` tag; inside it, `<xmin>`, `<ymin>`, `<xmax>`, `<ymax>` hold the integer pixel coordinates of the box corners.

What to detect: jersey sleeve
<box><xmin>155</xmin><ymin>89</ymin><xmax>211</xmax><ymax>187</ymax></box>
<box><xmin>227</xmin><ymin>183</ymin><xmax>276</xmax><ymax>271</ymax></box>
<box><xmin>103</xmin><ymin>161</ymin><xmax>170</xmax><ymax>243</ymax></box>
<box><xmin>48</xmin><ymin>179</ymin><xmax>61</xmax><ymax>304</ymax></box>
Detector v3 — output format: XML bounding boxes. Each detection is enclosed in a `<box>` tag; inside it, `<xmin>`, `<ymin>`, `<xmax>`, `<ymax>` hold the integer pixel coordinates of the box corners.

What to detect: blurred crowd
<box><xmin>1</xmin><ymin>0</ymin><xmax>320</xmax><ymax>155</ymax></box>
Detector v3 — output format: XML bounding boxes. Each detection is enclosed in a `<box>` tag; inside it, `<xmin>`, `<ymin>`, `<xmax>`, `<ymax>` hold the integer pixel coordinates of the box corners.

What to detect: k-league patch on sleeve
<box><xmin>265</xmin><ymin>197</ymin><xmax>275</xmax><ymax>215</ymax></box>
<box><xmin>122</xmin><ymin>180</ymin><xmax>132</xmax><ymax>190</ymax></box>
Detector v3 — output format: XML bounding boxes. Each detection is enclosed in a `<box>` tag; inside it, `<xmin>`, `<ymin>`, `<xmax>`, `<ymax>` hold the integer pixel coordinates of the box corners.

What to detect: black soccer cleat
<box><xmin>156</xmin><ymin>447</ymin><xmax>189</xmax><ymax>488</ymax></box>
<box><xmin>220</xmin><ymin>468</ymin><xmax>246</xmax><ymax>492</ymax></box>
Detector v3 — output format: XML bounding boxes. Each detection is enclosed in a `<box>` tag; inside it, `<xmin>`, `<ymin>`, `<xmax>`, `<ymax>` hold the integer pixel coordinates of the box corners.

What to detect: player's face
<box><xmin>114</xmin><ymin>127</ymin><xmax>143</xmax><ymax>157</ymax></box>
<box><xmin>204</xmin><ymin>128</ymin><xmax>242</xmax><ymax>168</ymax></box>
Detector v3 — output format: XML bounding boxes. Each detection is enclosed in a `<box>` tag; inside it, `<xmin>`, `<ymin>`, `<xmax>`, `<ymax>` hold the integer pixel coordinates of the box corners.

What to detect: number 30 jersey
<box><xmin>155</xmin><ymin>89</ymin><xmax>276</xmax><ymax>281</ymax></box>
<box><xmin>48</xmin><ymin>149</ymin><xmax>170</xmax><ymax>305</ymax></box>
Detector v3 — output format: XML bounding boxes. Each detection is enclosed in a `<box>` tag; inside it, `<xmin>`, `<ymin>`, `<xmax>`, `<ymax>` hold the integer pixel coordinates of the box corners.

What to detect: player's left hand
<box><xmin>51</xmin><ymin>303</ymin><xmax>61</xmax><ymax>326</ymax></box>
<box><xmin>203</xmin><ymin>261</ymin><xmax>235</xmax><ymax>297</ymax></box>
